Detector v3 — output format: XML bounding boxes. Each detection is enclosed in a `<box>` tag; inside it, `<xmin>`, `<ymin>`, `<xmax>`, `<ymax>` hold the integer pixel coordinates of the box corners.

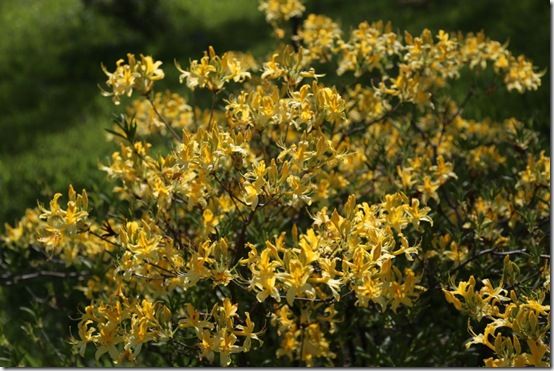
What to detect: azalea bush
<box><xmin>1</xmin><ymin>0</ymin><xmax>550</xmax><ymax>367</ymax></box>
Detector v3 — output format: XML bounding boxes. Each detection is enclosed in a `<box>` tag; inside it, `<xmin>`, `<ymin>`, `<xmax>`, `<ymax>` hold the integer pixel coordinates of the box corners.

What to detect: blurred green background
<box><xmin>0</xmin><ymin>0</ymin><xmax>549</xmax><ymax>228</ymax></box>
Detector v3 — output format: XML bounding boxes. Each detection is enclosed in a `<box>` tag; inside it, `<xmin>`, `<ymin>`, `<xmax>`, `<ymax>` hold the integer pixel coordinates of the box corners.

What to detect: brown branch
<box><xmin>212</xmin><ymin>173</ymin><xmax>248</xmax><ymax>207</ymax></box>
<box><xmin>147</xmin><ymin>95</ymin><xmax>181</xmax><ymax>141</ymax></box>
<box><xmin>88</xmin><ymin>229</ymin><xmax>179</xmax><ymax>278</ymax></box>
<box><xmin>339</xmin><ymin>102</ymin><xmax>401</xmax><ymax>144</ymax></box>
<box><xmin>234</xmin><ymin>206</ymin><xmax>258</xmax><ymax>265</ymax></box>
<box><xmin>450</xmin><ymin>247</ymin><xmax>529</xmax><ymax>275</ymax></box>
<box><xmin>0</xmin><ymin>270</ymin><xmax>89</xmax><ymax>286</ymax></box>
<box><xmin>437</xmin><ymin>88</ymin><xmax>475</xmax><ymax>150</ymax></box>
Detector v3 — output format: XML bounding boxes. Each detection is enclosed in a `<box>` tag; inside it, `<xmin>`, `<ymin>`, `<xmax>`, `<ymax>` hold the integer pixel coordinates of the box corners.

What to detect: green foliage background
<box><xmin>0</xmin><ymin>0</ymin><xmax>549</xmax><ymax>366</ymax></box>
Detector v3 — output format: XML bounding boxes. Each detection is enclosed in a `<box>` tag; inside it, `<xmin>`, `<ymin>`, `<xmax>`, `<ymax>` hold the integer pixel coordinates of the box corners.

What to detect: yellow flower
<box><xmin>101</xmin><ymin>53</ymin><xmax>164</xmax><ymax>104</ymax></box>
<box><xmin>243</xmin><ymin>184</ymin><xmax>259</xmax><ymax>209</ymax></box>
<box><xmin>215</xmin><ymin>329</ymin><xmax>242</xmax><ymax>366</ymax></box>
<box><xmin>234</xmin><ymin>312</ymin><xmax>263</xmax><ymax>351</ymax></box>
<box><xmin>280</xmin><ymin>259</ymin><xmax>314</xmax><ymax>305</ymax></box>
<box><xmin>179</xmin><ymin>304</ymin><xmax>214</xmax><ymax>335</ymax></box>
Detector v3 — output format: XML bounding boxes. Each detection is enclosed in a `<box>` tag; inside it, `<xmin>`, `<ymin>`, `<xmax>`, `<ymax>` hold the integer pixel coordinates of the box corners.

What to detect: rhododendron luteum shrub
<box><xmin>2</xmin><ymin>0</ymin><xmax>549</xmax><ymax>367</ymax></box>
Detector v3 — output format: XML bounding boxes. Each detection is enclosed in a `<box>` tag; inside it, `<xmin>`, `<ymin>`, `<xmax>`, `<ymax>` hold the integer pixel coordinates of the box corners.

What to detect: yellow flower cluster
<box><xmin>293</xmin><ymin>18</ymin><xmax>543</xmax><ymax>106</ymax></box>
<box><xmin>241</xmin><ymin>194</ymin><xmax>431</xmax><ymax>310</ymax></box>
<box><xmin>3</xmin><ymin>187</ymin><xmax>115</xmax><ymax>266</ymax></box>
<box><xmin>515</xmin><ymin>151</ymin><xmax>550</xmax><ymax>218</ymax></box>
<box><xmin>124</xmin><ymin>91</ymin><xmax>194</xmax><ymax>136</ymax></box>
<box><xmin>296</xmin><ymin>14</ymin><xmax>342</xmax><ymax>62</ymax></box>
<box><xmin>37</xmin><ymin>185</ymin><xmax>89</xmax><ymax>254</ymax></box>
<box><xmin>271</xmin><ymin>304</ymin><xmax>336</xmax><ymax>366</ymax></box>
<box><xmin>372</xmin><ymin>28</ymin><xmax>543</xmax><ymax>106</ymax></box>
<box><xmin>101</xmin><ymin>53</ymin><xmax>164</xmax><ymax>104</ymax></box>
<box><xmin>337</xmin><ymin>21</ymin><xmax>402</xmax><ymax>77</ymax></box>
<box><xmin>259</xmin><ymin>0</ymin><xmax>305</xmax><ymax>38</ymax></box>
<box><xmin>176</xmin><ymin>47</ymin><xmax>254</xmax><ymax>92</ymax></box>
<box><xmin>259</xmin><ymin>0</ymin><xmax>305</xmax><ymax>23</ymax></box>
<box><xmin>178</xmin><ymin>299</ymin><xmax>262</xmax><ymax>366</ymax></box>
<box><xmin>2</xmin><ymin>0</ymin><xmax>549</xmax><ymax>367</ymax></box>
<box><xmin>444</xmin><ymin>275</ymin><xmax>550</xmax><ymax>367</ymax></box>
<box><xmin>75</xmin><ymin>297</ymin><xmax>173</xmax><ymax>363</ymax></box>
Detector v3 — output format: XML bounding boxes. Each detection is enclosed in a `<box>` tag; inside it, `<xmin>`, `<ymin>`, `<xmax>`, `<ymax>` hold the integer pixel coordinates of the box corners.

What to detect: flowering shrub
<box><xmin>2</xmin><ymin>0</ymin><xmax>549</xmax><ymax>367</ymax></box>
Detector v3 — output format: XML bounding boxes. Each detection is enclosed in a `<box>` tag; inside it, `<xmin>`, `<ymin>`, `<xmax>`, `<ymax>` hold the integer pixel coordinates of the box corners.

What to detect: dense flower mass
<box><xmin>2</xmin><ymin>0</ymin><xmax>549</xmax><ymax>367</ymax></box>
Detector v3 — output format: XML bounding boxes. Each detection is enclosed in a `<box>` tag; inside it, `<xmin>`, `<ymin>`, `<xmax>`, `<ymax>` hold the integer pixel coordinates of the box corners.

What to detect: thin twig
<box><xmin>437</xmin><ymin>88</ymin><xmax>475</xmax><ymax>150</ymax></box>
<box><xmin>0</xmin><ymin>270</ymin><xmax>89</xmax><ymax>286</ymax></box>
<box><xmin>88</xmin><ymin>229</ymin><xmax>179</xmax><ymax>277</ymax></box>
<box><xmin>147</xmin><ymin>95</ymin><xmax>181</xmax><ymax>141</ymax></box>
<box><xmin>450</xmin><ymin>247</ymin><xmax>529</xmax><ymax>274</ymax></box>
<box><xmin>339</xmin><ymin>102</ymin><xmax>401</xmax><ymax>144</ymax></box>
